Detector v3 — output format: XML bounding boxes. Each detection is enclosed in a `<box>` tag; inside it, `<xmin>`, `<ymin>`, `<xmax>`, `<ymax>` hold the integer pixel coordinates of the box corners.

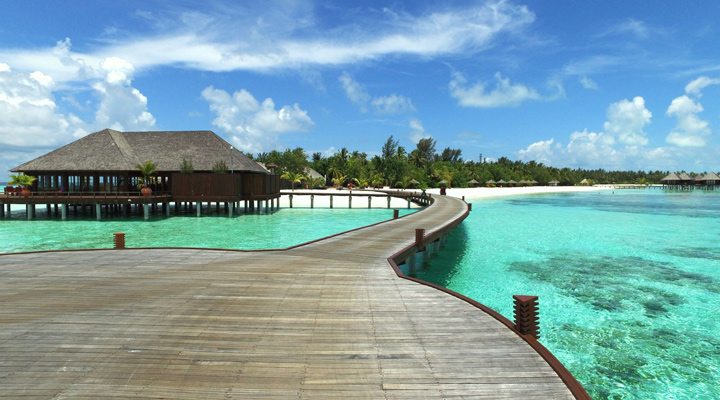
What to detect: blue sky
<box><xmin>1</xmin><ymin>0</ymin><xmax>719</xmax><ymax>180</ymax></box>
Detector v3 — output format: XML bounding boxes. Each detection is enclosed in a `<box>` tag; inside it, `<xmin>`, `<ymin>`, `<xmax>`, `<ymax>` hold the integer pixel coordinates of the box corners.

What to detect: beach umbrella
<box><xmin>468</xmin><ymin>179</ymin><xmax>479</xmax><ymax>187</ymax></box>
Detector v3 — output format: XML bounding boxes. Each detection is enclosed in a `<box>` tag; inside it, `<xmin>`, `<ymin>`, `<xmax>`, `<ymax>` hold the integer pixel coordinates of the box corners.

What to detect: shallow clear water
<box><xmin>0</xmin><ymin>200</ymin><xmax>415</xmax><ymax>252</ymax></box>
<box><xmin>413</xmin><ymin>189</ymin><xmax>720</xmax><ymax>400</ymax></box>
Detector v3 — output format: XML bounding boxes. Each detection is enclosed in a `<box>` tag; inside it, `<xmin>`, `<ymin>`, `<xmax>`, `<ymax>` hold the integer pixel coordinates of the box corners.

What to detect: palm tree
<box><xmin>136</xmin><ymin>160</ymin><xmax>157</xmax><ymax>189</ymax></box>
<box><xmin>9</xmin><ymin>173</ymin><xmax>37</xmax><ymax>188</ymax></box>
<box><xmin>331</xmin><ymin>171</ymin><xmax>347</xmax><ymax>188</ymax></box>
<box><xmin>281</xmin><ymin>171</ymin><xmax>306</xmax><ymax>190</ymax></box>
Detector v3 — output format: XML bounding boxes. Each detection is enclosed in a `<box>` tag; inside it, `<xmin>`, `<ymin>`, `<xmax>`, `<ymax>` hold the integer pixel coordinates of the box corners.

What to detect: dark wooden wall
<box><xmin>171</xmin><ymin>173</ymin><xmax>242</xmax><ymax>200</ymax></box>
<box><xmin>172</xmin><ymin>173</ymin><xmax>279</xmax><ymax>200</ymax></box>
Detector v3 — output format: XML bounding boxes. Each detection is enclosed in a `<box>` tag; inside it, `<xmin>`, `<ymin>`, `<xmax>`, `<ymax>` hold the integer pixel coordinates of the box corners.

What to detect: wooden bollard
<box><xmin>468</xmin><ymin>203</ymin><xmax>472</xmax><ymax>211</ymax></box>
<box><xmin>462</xmin><ymin>195</ymin><xmax>465</xmax><ymax>201</ymax></box>
<box><xmin>513</xmin><ymin>295</ymin><xmax>540</xmax><ymax>339</ymax></box>
<box><xmin>415</xmin><ymin>228</ymin><xmax>425</xmax><ymax>250</ymax></box>
<box><xmin>393</xmin><ymin>209</ymin><xmax>399</xmax><ymax>219</ymax></box>
<box><xmin>113</xmin><ymin>232</ymin><xmax>126</xmax><ymax>249</ymax></box>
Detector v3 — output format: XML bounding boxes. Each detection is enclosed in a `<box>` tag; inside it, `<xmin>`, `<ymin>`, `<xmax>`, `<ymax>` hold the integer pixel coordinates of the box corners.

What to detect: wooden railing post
<box><xmin>513</xmin><ymin>295</ymin><xmax>539</xmax><ymax>339</ymax></box>
<box><xmin>415</xmin><ymin>228</ymin><xmax>425</xmax><ymax>251</ymax></box>
<box><xmin>113</xmin><ymin>232</ymin><xmax>126</xmax><ymax>249</ymax></box>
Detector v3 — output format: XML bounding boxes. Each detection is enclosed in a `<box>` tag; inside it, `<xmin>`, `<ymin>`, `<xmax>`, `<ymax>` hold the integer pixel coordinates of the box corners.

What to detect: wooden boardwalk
<box><xmin>0</xmin><ymin>195</ymin><xmax>580</xmax><ymax>399</ymax></box>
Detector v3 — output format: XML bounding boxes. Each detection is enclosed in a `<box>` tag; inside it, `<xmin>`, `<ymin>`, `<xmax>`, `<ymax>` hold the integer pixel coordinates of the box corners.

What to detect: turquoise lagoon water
<box><xmin>0</xmin><ymin>203</ymin><xmax>415</xmax><ymax>253</ymax></box>
<box><xmin>412</xmin><ymin>189</ymin><xmax>720</xmax><ymax>399</ymax></box>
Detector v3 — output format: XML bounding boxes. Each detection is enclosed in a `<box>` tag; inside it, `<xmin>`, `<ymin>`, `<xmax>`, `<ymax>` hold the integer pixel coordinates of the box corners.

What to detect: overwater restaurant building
<box><xmin>2</xmin><ymin>129</ymin><xmax>280</xmax><ymax>219</ymax></box>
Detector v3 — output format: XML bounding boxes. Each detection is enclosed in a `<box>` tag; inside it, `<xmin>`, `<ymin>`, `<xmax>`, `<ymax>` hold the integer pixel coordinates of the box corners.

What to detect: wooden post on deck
<box><xmin>310</xmin><ymin>194</ymin><xmax>314</xmax><ymax>208</ymax></box>
<box><xmin>387</xmin><ymin>196</ymin><xmax>391</xmax><ymax>208</ymax></box>
<box><xmin>407</xmin><ymin>198</ymin><xmax>411</xmax><ymax>209</ymax></box>
<box><xmin>368</xmin><ymin>196</ymin><xmax>372</xmax><ymax>208</ymax></box>
<box><xmin>393</xmin><ymin>209</ymin><xmax>399</xmax><ymax>219</ymax></box>
<box><xmin>289</xmin><ymin>194</ymin><xmax>293</xmax><ymax>208</ymax></box>
<box><xmin>468</xmin><ymin>203</ymin><xmax>472</xmax><ymax>211</ymax></box>
<box><xmin>113</xmin><ymin>232</ymin><xmax>125</xmax><ymax>249</ymax></box>
<box><xmin>349</xmin><ymin>194</ymin><xmax>352</xmax><ymax>208</ymax></box>
<box><xmin>513</xmin><ymin>295</ymin><xmax>540</xmax><ymax>339</ymax></box>
<box><xmin>330</xmin><ymin>195</ymin><xmax>333</xmax><ymax>208</ymax></box>
<box><xmin>415</xmin><ymin>228</ymin><xmax>425</xmax><ymax>251</ymax></box>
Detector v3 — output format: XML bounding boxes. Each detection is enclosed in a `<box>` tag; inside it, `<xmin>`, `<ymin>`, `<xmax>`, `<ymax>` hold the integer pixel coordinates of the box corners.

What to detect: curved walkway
<box><xmin>0</xmin><ymin>195</ymin><xmax>578</xmax><ymax>399</ymax></box>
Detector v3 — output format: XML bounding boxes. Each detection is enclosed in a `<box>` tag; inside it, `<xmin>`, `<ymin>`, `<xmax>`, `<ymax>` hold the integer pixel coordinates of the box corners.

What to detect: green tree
<box><xmin>136</xmin><ymin>160</ymin><xmax>157</xmax><ymax>188</ymax></box>
<box><xmin>180</xmin><ymin>158</ymin><xmax>194</xmax><ymax>173</ymax></box>
<box><xmin>281</xmin><ymin>171</ymin><xmax>306</xmax><ymax>190</ymax></box>
<box><xmin>212</xmin><ymin>160</ymin><xmax>228</xmax><ymax>173</ymax></box>
<box><xmin>8</xmin><ymin>173</ymin><xmax>36</xmax><ymax>188</ymax></box>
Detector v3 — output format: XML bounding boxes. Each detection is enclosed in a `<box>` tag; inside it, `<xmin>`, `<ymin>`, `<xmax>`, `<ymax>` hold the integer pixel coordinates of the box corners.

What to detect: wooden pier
<box><xmin>0</xmin><ymin>194</ymin><xmax>586</xmax><ymax>399</ymax></box>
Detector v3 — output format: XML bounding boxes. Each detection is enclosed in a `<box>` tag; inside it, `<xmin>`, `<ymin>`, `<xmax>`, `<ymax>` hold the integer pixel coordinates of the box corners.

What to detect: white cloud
<box><xmin>598</xmin><ymin>18</ymin><xmax>651</xmax><ymax>39</ymax></box>
<box><xmin>371</xmin><ymin>94</ymin><xmax>415</xmax><ymax>114</ymax></box>
<box><xmin>408</xmin><ymin>118</ymin><xmax>431</xmax><ymax>143</ymax></box>
<box><xmin>0</xmin><ymin>52</ymin><xmax>155</xmax><ymax>154</ymax></box>
<box><xmin>92</xmin><ymin>57</ymin><xmax>156</xmax><ymax>132</ymax></box>
<box><xmin>579</xmin><ymin>76</ymin><xmax>598</xmax><ymax>90</ymax></box>
<box><xmin>684</xmin><ymin>76</ymin><xmax>720</xmax><ymax>97</ymax></box>
<box><xmin>201</xmin><ymin>86</ymin><xmax>313</xmax><ymax>153</ymax></box>
<box><xmin>0</xmin><ymin>2</ymin><xmax>534</xmax><ymax>81</ymax></box>
<box><xmin>449</xmin><ymin>72</ymin><xmax>540</xmax><ymax>108</ymax></box>
<box><xmin>0</xmin><ymin>65</ymin><xmax>84</xmax><ymax>148</ymax></box>
<box><xmin>665</xmin><ymin>95</ymin><xmax>710</xmax><ymax>147</ymax></box>
<box><xmin>518</xmin><ymin>96</ymin><xmax>656</xmax><ymax>169</ymax></box>
<box><xmin>338</xmin><ymin>72</ymin><xmax>371</xmax><ymax>111</ymax></box>
<box><xmin>603</xmin><ymin>96</ymin><xmax>651</xmax><ymax>146</ymax></box>
<box><xmin>339</xmin><ymin>73</ymin><xmax>414</xmax><ymax>114</ymax></box>
<box><xmin>517</xmin><ymin>138</ymin><xmax>559</xmax><ymax>165</ymax></box>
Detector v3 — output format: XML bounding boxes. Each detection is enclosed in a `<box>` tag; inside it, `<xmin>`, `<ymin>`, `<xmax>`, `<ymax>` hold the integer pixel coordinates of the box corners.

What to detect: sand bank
<box><xmin>423</xmin><ymin>185</ymin><xmax>610</xmax><ymax>201</ymax></box>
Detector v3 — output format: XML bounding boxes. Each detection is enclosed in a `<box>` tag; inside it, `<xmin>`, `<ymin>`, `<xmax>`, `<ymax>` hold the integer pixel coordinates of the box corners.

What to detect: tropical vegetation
<box><xmin>8</xmin><ymin>173</ymin><xmax>37</xmax><ymax>188</ymax></box>
<box><xmin>253</xmin><ymin>136</ymin><xmax>673</xmax><ymax>188</ymax></box>
<box><xmin>136</xmin><ymin>160</ymin><xmax>157</xmax><ymax>188</ymax></box>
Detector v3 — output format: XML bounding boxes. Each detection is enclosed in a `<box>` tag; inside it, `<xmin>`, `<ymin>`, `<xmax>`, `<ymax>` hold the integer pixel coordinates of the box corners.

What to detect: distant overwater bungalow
<box><xmin>1</xmin><ymin>129</ymin><xmax>280</xmax><ymax>220</ymax></box>
<box><xmin>661</xmin><ymin>171</ymin><xmax>719</xmax><ymax>191</ymax></box>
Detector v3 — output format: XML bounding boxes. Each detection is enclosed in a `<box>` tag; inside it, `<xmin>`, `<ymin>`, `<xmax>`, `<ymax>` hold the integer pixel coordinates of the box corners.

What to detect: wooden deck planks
<box><xmin>0</xmin><ymin>195</ymin><xmax>575</xmax><ymax>399</ymax></box>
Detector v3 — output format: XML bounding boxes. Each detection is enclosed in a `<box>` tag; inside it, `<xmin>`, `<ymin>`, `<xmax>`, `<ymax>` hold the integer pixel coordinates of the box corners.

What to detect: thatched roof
<box><xmin>678</xmin><ymin>172</ymin><xmax>693</xmax><ymax>181</ymax></box>
<box><xmin>485</xmin><ymin>179</ymin><xmax>496</xmax><ymax>184</ymax></box>
<box><xmin>304</xmin><ymin>167</ymin><xmax>323</xmax><ymax>180</ymax></box>
<box><xmin>661</xmin><ymin>172</ymin><xmax>680</xmax><ymax>181</ymax></box>
<box><xmin>468</xmin><ymin>179</ymin><xmax>479</xmax><ymax>184</ymax></box>
<box><xmin>696</xmin><ymin>172</ymin><xmax>720</xmax><ymax>181</ymax></box>
<box><xmin>12</xmin><ymin>129</ymin><xmax>267</xmax><ymax>174</ymax></box>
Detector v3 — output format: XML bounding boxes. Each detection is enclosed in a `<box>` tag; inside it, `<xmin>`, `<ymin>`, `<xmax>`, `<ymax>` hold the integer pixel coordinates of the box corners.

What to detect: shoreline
<box><xmin>425</xmin><ymin>185</ymin><xmax>611</xmax><ymax>201</ymax></box>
